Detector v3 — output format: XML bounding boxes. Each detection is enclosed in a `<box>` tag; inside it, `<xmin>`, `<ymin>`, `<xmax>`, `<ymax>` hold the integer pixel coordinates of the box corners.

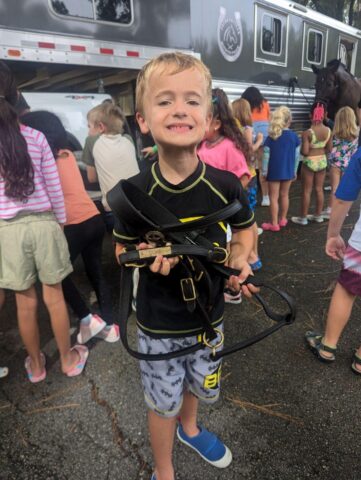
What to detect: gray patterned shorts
<box><xmin>138</xmin><ymin>325</ymin><xmax>224</xmax><ymax>418</ymax></box>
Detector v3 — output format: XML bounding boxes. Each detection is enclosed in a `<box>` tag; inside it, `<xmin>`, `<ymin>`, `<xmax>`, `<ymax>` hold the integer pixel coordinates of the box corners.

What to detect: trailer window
<box><xmin>50</xmin><ymin>0</ymin><xmax>132</xmax><ymax>25</ymax></box>
<box><xmin>261</xmin><ymin>14</ymin><xmax>282</xmax><ymax>55</ymax></box>
<box><xmin>307</xmin><ymin>30</ymin><xmax>323</xmax><ymax>64</ymax></box>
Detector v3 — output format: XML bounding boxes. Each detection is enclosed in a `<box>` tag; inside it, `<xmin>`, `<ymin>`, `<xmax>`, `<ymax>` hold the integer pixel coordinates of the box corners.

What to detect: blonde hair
<box><xmin>333</xmin><ymin>106</ymin><xmax>358</xmax><ymax>141</ymax></box>
<box><xmin>135</xmin><ymin>51</ymin><xmax>212</xmax><ymax>114</ymax></box>
<box><xmin>232</xmin><ymin>98</ymin><xmax>253</xmax><ymax>127</ymax></box>
<box><xmin>87</xmin><ymin>102</ymin><xmax>125</xmax><ymax>134</ymax></box>
<box><xmin>268</xmin><ymin>106</ymin><xmax>292</xmax><ymax>140</ymax></box>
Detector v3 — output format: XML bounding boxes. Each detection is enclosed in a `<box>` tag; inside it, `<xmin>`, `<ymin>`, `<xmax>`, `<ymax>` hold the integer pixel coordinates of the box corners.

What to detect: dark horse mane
<box><xmin>312</xmin><ymin>58</ymin><xmax>361</xmax><ymax>119</ymax></box>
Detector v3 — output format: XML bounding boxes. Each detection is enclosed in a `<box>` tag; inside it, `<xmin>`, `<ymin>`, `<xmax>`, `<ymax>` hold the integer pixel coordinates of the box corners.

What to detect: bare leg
<box><xmin>248</xmin><ymin>222</ymin><xmax>260</xmax><ymax>264</ymax></box>
<box><xmin>180</xmin><ymin>390</ymin><xmax>200</xmax><ymax>436</ymax></box>
<box><xmin>329</xmin><ymin>167</ymin><xmax>341</xmax><ymax>210</ymax></box>
<box><xmin>300</xmin><ymin>165</ymin><xmax>314</xmax><ymax>217</ymax></box>
<box><xmin>16</xmin><ymin>286</ymin><xmax>43</xmax><ymax>376</ymax></box>
<box><xmin>279</xmin><ymin>180</ymin><xmax>292</xmax><ymax>221</ymax></box>
<box><xmin>148</xmin><ymin>410</ymin><xmax>176</xmax><ymax>480</ymax></box>
<box><xmin>322</xmin><ymin>282</ymin><xmax>356</xmax><ymax>358</ymax></box>
<box><xmin>256</xmin><ymin>148</ymin><xmax>269</xmax><ymax>200</ymax></box>
<box><xmin>268</xmin><ymin>181</ymin><xmax>280</xmax><ymax>225</ymax></box>
<box><xmin>314</xmin><ymin>169</ymin><xmax>327</xmax><ymax>216</ymax></box>
<box><xmin>42</xmin><ymin>283</ymin><xmax>79</xmax><ymax>372</ymax></box>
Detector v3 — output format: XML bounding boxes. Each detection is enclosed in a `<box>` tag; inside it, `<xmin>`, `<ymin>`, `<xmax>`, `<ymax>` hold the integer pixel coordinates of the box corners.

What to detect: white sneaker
<box><xmin>307</xmin><ymin>214</ymin><xmax>324</xmax><ymax>223</ymax></box>
<box><xmin>257</xmin><ymin>227</ymin><xmax>263</xmax><ymax>236</ymax></box>
<box><xmin>77</xmin><ymin>314</ymin><xmax>106</xmax><ymax>344</ymax></box>
<box><xmin>0</xmin><ymin>366</ymin><xmax>8</xmax><ymax>378</ymax></box>
<box><xmin>321</xmin><ymin>208</ymin><xmax>331</xmax><ymax>219</ymax></box>
<box><xmin>95</xmin><ymin>324</ymin><xmax>120</xmax><ymax>343</ymax></box>
<box><xmin>291</xmin><ymin>216</ymin><xmax>308</xmax><ymax>226</ymax></box>
<box><xmin>224</xmin><ymin>289</ymin><xmax>242</xmax><ymax>304</ymax></box>
<box><xmin>261</xmin><ymin>195</ymin><xmax>270</xmax><ymax>207</ymax></box>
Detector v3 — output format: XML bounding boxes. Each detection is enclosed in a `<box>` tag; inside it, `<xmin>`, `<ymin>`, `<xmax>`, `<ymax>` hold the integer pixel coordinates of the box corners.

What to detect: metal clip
<box><xmin>145</xmin><ymin>230</ymin><xmax>166</xmax><ymax>247</ymax></box>
<box><xmin>212</xmin><ymin>247</ymin><xmax>229</xmax><ymax>264</ymax></box>
<box><xmin>202</xmin><ymin>328</ymin><xmax>224</xmax><ymax>356</ymax></box>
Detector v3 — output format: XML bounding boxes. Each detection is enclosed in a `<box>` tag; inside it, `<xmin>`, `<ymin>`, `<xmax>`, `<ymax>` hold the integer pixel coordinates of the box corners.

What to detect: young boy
<box><xmin>112</xmin><ymin>52</ymin><xmax>256</xmax><ymax>480</ymax></box>
<box><xmin>305</xmin><ymin>145</ymin><xmax>361</xmax><ymax>373</ymax></box>
<box><xmin>82</xmin><ymin>102</ymin><xmax>139</xmax><ymax>231</ymax></box>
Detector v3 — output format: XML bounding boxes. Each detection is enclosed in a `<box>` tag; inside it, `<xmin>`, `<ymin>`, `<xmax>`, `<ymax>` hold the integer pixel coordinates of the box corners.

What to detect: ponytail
<box><xmin>0</xmin><ymin>62</ymin><xmax>34</xmax><ymax>200</ymax></box>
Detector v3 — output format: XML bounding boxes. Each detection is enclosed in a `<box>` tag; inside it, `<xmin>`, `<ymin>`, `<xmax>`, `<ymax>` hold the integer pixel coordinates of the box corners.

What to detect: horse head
<box><xmin>312</xmin><ymin>59</ymin><xmax>341</xmax><ymax>105</ymax></box>
<box><xmin>311</xmin><ymin>59</ymin><xmax>361</xmax><ymax>119</ymax></box>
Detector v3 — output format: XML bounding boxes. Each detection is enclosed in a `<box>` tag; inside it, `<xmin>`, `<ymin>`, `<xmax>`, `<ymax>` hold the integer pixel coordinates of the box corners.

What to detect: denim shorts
<box><xmin>137</xmin><ymin>325</ymin><xmax>224</xmax><ymax>418</ymax></box>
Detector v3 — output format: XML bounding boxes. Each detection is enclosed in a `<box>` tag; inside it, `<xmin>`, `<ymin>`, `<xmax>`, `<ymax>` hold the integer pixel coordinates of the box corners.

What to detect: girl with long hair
<box><xmin>241</xmin><ymin>86</ymin><xmax>271</xmax><ymax>206</ymax></box>
<box><xmin>0</xmin><ymin>61</ymin><xmax>88</xmax><ymax>382</ymax></box>
<box><xmin>261</xmin><ymin>106</ymin><xmax>300</xmax><ymax>231</ymax></box>
<box><xmin>324</xmin><ymin>106</ymin><xmax>359</xmax><ymax>217</ymax></box>
<box><xmin>198</xmin><ymin>88</ymin><xmax>252</xmax><ymax>302</ymax></box>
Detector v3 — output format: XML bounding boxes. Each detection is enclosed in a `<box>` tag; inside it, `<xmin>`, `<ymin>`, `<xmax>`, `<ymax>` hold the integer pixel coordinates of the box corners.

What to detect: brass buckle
<box><xmin>212</xmin><ymin>247</ymin><xmax>229</xmax><ymax>264</ymax></box>
<box><xmin>202</xmin><ymin>328</ymin><xmax>224</xmax><ymax>357</ymax></box>
<box><xmin>180</xmin><ymin>278</ymin><xmax>196</xmax><ymax>301</ymax></box>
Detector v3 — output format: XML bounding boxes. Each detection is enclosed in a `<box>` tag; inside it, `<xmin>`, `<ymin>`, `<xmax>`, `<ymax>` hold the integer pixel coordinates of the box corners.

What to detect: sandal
<box><xmin>25</xmin><ymin>352</ymin><xmax>46</xmax><ymax>383</ymax></box>
<box><xmin>64</xmin><ymin>345</ymin><xmax>89</xmax><ymax>377</ymax></box>
<box><xmin>305</xmin><ymin>331</ymin><xmax>336</xmax><ymax>363</ymax></box>
<box><xmin>351</xmin><ymin>352</ymin><xmax>361</xmax><ymax>375</ymax></box>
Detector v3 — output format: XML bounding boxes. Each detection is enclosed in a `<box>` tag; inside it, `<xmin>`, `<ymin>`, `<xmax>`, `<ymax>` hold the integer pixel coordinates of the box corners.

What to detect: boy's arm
<box><xmin>82</xmin><ymin>135</ymin><xmax>98</xmax><ymax>183</ymax></box>
<box><xmin>228</xmin><ymin>227</ymin><xmax>258</xmax><ymax>297</ymax></box>
<box><xmin>326</xmin><ymin>199</ymin><xmax>352</xmax><ymax>260</ymax></box>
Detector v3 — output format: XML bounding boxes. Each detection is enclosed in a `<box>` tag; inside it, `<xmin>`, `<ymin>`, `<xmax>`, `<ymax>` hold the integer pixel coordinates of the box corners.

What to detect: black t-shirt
<box><xmin>113</xmin><ymin>160</ymin><xmax>254</xmax><ymax>338</ymax></box>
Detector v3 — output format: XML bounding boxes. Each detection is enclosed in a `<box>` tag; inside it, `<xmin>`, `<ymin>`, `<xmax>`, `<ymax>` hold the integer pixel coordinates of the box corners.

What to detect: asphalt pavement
<box><xmin>1</xmin><ymin>179</ymin><xmax>361</xmax><ymax>480</ymax></box>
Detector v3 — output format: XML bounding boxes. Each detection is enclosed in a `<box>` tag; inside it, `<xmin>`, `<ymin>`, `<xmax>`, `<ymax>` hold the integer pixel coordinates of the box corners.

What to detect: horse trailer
<box><xmin>1</xmin><ymin>0</ymin><xmax>361</xmax><ymax>145</ymax></box>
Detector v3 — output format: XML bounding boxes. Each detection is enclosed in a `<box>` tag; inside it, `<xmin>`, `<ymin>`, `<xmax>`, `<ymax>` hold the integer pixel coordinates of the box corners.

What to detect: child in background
<box><xmin>21</xmin><ymin>111</ymin><xmax>119</xmax><ymax>344</ymax></box>
<box><xmin>232</xmin><ymin>97</ymin><xmax>263</xmax><ymax>270</ymax></box>
<box><xmin>112</xmin><ymin>52</ymin><xmax>256</xmax><ymax>480</ymax></box>
<box><xmin>242</xmin><ymin>86</ymin><xmax>271</xmax><ymax>206</ymax></box>
<box><xmin>305</xmin><ymin>148</ymin><xmax>361</xmax><ymax>374</ymax></box>
<box><xmin>323</xmin><ymin>106</ymin><xmax>358</xmax><ymax>218</ymax></box>
<box><xmin>82</xmin><ymin>102</ymin><xmax>139</xmax><ymax>232</ymax></box>
<box><xmin>0</xmin><ymin>61</ymin><xmax>88</xmax><ymax>382</ymax></box>
<box><xmin>291</xmin><ymin>102</ymin><xmax>332</xmax><ymax>226</ymax></box>
<box><xmin>198</xmin><ymin>88</ymin><xmax>253</xmax><ymax>300</ymax></box>
<box><xmin>261</xmin><ymin>106</ymin><xmax>300</xmax><ymax>232</ymax></box>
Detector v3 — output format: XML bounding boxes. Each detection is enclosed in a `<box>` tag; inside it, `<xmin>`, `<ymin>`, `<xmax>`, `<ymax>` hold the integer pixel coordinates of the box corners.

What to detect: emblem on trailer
<box><xmin>217</xmin><ymin>6</ymin><xmax>242</xmax><ymax>62</ymax></box>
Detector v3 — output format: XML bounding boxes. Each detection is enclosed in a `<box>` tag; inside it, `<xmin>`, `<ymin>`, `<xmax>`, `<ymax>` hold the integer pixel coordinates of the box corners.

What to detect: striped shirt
<box><xmin>0</xmin><ymin>125</ymin><xmax>66</xmax><ymax>223</ymax></box>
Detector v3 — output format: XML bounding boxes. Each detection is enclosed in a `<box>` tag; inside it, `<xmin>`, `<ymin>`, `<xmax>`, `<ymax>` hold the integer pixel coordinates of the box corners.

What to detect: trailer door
<box><xmin>338</xmin><ymin>35</ymin><xmax>358</xmax><ymax>74</ymax></box>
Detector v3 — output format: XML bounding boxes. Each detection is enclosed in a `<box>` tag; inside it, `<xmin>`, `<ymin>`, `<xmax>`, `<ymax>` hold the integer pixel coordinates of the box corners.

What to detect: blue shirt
<box><xmin>263</xmin><ymin>130</ymin><xmax>300</xmax><ymax>181</ymax></box>
<box><xmin>336</xmin><ymin>147</ymin><xmax>361</xmax><ymax>252</ymax></box>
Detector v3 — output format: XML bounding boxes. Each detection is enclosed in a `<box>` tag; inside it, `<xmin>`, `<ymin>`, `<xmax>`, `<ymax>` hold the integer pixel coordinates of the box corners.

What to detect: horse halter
<box><xmin>107</xmin><ymin>179</ymin><xmax>296</xmax><ymax>362</ymax></box>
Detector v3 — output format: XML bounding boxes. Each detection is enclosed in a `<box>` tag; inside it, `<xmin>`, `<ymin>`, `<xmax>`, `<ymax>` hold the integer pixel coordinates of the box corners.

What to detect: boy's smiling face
<box><xmin>136</xmin><ymin>67</ymin><xmax>212</xmax><ymax>152</ymax></box>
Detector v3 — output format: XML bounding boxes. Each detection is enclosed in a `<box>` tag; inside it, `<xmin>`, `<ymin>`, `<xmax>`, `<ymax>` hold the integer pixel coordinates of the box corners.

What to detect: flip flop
<box><xmin>64</xmin><ymin>345</ymin><xmax>89</xmax><ymax>377</ymax></box>
<box><xmin>351</xmin><ymin>353</ymin><xmax>361</xmax><ymax>375</ymax></box>
<box><xmin>25</xmin><ymin>352</ymin><xmax>46</xmax><ymax>383</ymax></box>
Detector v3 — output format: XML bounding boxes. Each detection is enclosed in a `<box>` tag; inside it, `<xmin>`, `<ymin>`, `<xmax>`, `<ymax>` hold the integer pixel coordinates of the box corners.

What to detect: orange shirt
<box><xmin>56</xmin><ymin>150</ymin><xmax>100</xmax><ymax>226</ymax></box>
<box><xmin>251</xmin><ymin>100</ymin><xmax>270</xmax><ymax>122</ymax></box>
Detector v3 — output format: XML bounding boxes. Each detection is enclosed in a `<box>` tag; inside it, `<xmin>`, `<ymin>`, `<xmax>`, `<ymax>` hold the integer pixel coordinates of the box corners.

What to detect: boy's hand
<box><xmin>325</xmin><ymin>235</ymin><xmax>346</xmax><ymax>260</ymax></box>
<box><xmin>227</xmin><ymin>260</ymin><xmax>259</xmax><ymax>298</ymax></box>
<box><xmin>138</xmin><ymin>242</ymin><xmax>179</xmax><ymax>275</ymax></box>
<box><xmin>256</xmin><ymin>132</ymin><xmax>263</xmax><ymax>142</ymax></box>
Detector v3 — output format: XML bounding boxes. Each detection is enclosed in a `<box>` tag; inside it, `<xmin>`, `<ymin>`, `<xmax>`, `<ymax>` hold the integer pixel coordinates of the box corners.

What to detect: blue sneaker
<box><xmin>150</xmin><ymin>474</ymin><xmax>156</xmax><ymax>480</ymax></box>
<box><xmin>177</xmin><ymin>424</ymin><xmax>232</xmax><ymax>468</ymax></box>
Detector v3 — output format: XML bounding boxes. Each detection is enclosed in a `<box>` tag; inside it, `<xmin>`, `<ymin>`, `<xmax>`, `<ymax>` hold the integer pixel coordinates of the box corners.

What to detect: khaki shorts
<box><xmin>0</xmin><ymin>212</ymin><xmax>73</xmax><ymax>291</ymax></box>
